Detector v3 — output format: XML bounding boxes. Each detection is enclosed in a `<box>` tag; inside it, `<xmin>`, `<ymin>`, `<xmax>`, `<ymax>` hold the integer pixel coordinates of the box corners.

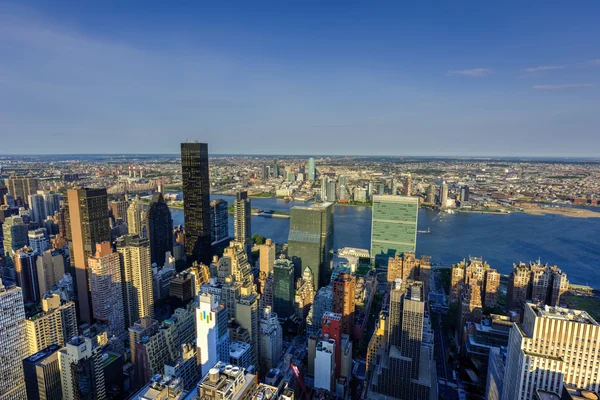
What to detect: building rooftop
<box><xmin>535</xmin><ymin>389</ymin><xmax>561</xmax><ymax>400</ymax></box>
<box><xmin>250</xmin><ymin>383</ymin><xmax>280</xmax><ymax>400</ymax></box>
<box><xmin>230</xmin><ymin>341</ymin><xmax>251</xmax><ymax>358</ymax></box>
<box><xmin>531</xmin><ymin>303</ymin><xmax>599</xmax><ymax>326</ymax></box>
<box><xmin>131</xmin><ymin>374</ymin><xmax>184</xmax><ymax>399</ymax></box>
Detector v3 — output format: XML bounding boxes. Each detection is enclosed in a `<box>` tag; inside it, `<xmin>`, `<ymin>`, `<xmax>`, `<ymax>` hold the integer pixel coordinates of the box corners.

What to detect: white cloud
<box><xmin>532</xmin><ymin>83</ymin><xmax>593</xmax><ymax>90</ymax></box>
<box><xmin>585</xmin><ymin>59</ymin><xmax>600</xmax><ymax>66</ymax></box>
<box><xmin>446</xmin><ymin>68</ymin><xmax>492</xmax><ymax>77</ymax></box>
<box><xmin>523</xmin><ymin>65</ymin><xmax>565</xmax><ymax>73</ymax></box>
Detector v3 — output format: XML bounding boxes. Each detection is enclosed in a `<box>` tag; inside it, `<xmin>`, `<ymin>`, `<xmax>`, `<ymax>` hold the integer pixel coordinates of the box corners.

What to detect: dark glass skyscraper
<box><xmin>273</xmin><ymin>258</ymin><xmax>294</xmax><ymax>320</ymax></box>
<box><xmin>287</xmin><ymin>202</ymin><xmax>334</xmax><ymax>290</ymax></box>
<box><xmin>181</xmin><ymin>142</ymin><xmax>211</xmax><ymax>265</ymax></box>
<box><xmin>234</xmin><ymin>191</ymin><xmax>251</xmax><ymax>256</ymax></box>
<box><xmin>210</xmin><ymin>199</ymin><xmax>229</xmax><ymax>245</ymax></box>
<box><xmin>146</xmin><ymin>192</ymin><xmax>173</xmax><ymax>267</ymax></box>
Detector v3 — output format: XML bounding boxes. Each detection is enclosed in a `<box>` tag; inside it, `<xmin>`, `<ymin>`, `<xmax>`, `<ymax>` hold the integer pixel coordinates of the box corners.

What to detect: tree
<box><xmin>252</xmin><ymin>234</ymin><xmax>265</xmax><ymax>245</ymax></box>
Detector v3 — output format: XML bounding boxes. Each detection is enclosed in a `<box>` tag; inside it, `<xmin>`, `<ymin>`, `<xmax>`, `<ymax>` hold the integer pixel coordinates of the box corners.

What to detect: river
<box><xmin>169</xmin><ymin>195</ymin><xmax>600</xmax><ymax>287</ymax></box>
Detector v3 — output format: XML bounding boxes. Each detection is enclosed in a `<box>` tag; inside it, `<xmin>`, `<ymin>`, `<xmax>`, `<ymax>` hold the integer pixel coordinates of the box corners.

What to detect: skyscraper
<box><xmin>307</xmin><ymin>157</ymin><xmax>316</xmax><ymax>181</ymax></box>
<box><xmin>36</xmin><ymin>249</ymin><xmax>66</xmax><ymax>296</ymax></box>
<box><xmin>127</xmin><ymin>195</ymin><xmax>144</xmax><ymax>237</ymax></box>
<box><xmin>2</xmin><ymin>215</ymin><xmax>28</xmax><ymax>256</ymax></box>
<box><xmin>272</xmin><ymin>159</ymin><xmax>279</xmax><ymax>178</ymax></box>
<box><xmin>259</xmin><ymin>238</ymin><xmax>276</xmax><ymax>275</ymax></box>
<box><xmin>58</xmin><ymin>336</ymin><xmax>106</xmax><ymax>400</ymax></box>
<box><xmin>404</xmin><ymin>176</ymin><xmax>412</xmax><ymax>196</ymax></box>
<box><xmin>502</xmin><ymin>303</ymin><xmax>600</xmax><ymax>400</ymax></box>
<box><xmin>259</xmin><ymin>307</ymin><xmax>283</xmax><ymax>373</ymax></box>
<box><xmin>439</xmin><ymin>183</ymin><xmax>449</xmax><ymax>208</ymax></box>
<box><xmin>288</xmin><ymin>202</ymin><xmax>334</xmax><ymax>290</ymax></box>
<box><xmin>210</xmin><ymin>199</ymin><xmax>229</xmax><ymax>246</ymax></box>
<box><xmin>7</xmin><ymin>176</ymin><xmax>38</xmax><ymax>207</ymax></box>
<box><xmin>370</xmin><ymin>195</ymin><xmax>419</xmax><ymax>267</ymax></box>
<box><xmin>196</xmin><ymin>293</ymin><xmax>230</xmax><ymax>376</ymax></box>
<box><xmin>66</xmin><ymin>188</ymin><xmax>110</xmax><ymax>324</ymax></box>
<box><xmin>117</xmin><ymin>234</ymin><xmax>154</xmax><ymax>328</ymax></box>
<box><xmin>109</xmin><ymin>199</ymin><xmax>129</xmax><ymax>225</ymax></box>
<box><xmin>181</xmin><ymin>142</ymin><xmax>212</xmax><ymax>265</ymax></box>
<box><xmin>273</xmin><ymin>257</ymin><xmax>295</xmax><ymax>320</ymax></box>
<box><xmin>25</xmin><ymin>294</ymin><xmax>77</xmax><ymax>356</ymax></box>
<box><xmin>332</xmin><ymin>273</ymin><xmax>356</xmax><ymax>338</ymax></box>
<box><xmin>28</xmin><ymin>228</ymin><xmax>49</xmax><ymax>254</ymax></box>
<box><xmin>23</xmin><ymin>344</ymin><xmax>63</xmax><ymax>400</ymax></box>
<box><xmin>233</xmin><ymin>191</ymin><xmax>251</xmax><ymax>256</ymax></box>
<box><xmin>43</xmin><ymin>193</ymin><xmax>63</xmax><ymax>219</ymax></box>
<box><xmin>0</xmin><ymin>279</ymin><xmax>27</xmax><ymax>399</ymax></box>
<box><xmin>28</xmin><ymin>193</ymin><xmax>47</xmax><ymax>225</ymax></box>
<box><xmin>88</xmin><ymin>242</ymin><xmax>125</xmax><ymax>335</ymax></box>
<box><xmin>146</xmin><ymin>192</ymin><xmax>173</xmax><ymax>268</ymax></box>
<box><xmin>14</xmin><ymin>248</ymin><xmax>40</xmax><ymax>303</ymax></box>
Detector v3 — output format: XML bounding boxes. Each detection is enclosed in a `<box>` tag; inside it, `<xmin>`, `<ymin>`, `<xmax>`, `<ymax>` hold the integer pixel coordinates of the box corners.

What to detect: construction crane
<box><xmin>290</xmin><ymin>363</ymin><xmax>310</xmax><ymax>400</ymax></box>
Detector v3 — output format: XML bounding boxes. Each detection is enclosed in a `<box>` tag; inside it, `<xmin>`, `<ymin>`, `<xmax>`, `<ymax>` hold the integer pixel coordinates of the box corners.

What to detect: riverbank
<box><xmin>522</xmin><ymin>207</ymin><xmax>600</xmax><ymax>218</ymax></box>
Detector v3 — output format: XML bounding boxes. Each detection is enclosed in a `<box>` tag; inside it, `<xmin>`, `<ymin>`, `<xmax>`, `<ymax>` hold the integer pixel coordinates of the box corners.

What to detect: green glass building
<box><xmin>370</xmin><ymin>195</ymin><xmax>419</xmax><ymax>267</ymax></box>
<box><xmin>287</xmin><ymin>202</ymin><xmax>334</xmax><ymax>290</ymax></box>
<box><xmin>273</xmin><ymin>258</ymin><xmax>295</xmax><ymax>320</ymax></box>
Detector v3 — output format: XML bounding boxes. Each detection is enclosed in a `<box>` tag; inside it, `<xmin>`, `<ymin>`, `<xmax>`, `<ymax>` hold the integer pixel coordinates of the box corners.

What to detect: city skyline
<box><xmin>2</xmin><ymin>2</ymin><xmax>600</xmax><ymax>156</ymax></box>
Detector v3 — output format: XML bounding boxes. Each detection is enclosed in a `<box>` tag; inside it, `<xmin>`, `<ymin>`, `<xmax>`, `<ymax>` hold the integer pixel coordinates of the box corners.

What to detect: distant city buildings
<box><xmin>233</xmin><ymin>191</ymin><xmax>251</xmax><ymax>256</ymax></box>
<box><xmin>210</xmin><ymin>199</ymin><xmax>229</xmax><ymax>246</ymax></box>
<box><xmin>146</xmin><ymin>192</ymin><xmax>174</xmax><ymax>268</ymax></box>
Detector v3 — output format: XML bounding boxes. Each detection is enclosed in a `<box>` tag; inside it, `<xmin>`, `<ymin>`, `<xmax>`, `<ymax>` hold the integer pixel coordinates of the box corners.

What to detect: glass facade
<box><xmin>370</xmin><ymin>195</ymin><xmax>418</xmax><ymax>267</ymax></box>
<box><xmin>273</xmin><ymin>258</ymin><xmax>294</xmax><ymax>320</ymax></box>
<box><xmin>210</xmin><ymin>199</ymin><xmax>229</xmax><ymax>245</ymax></box>
<box><xmin>181</xmin><ymin>142</ymin><xmax>211</xmax><ymax>265</ymax></box>
<box><xmin>147</xmin><ymin>192</ymin><xmax>173</xmax><ymax>268</ymax></box>
<box><xmin>287</xmin><ymin>203</ymin><xmax>334</xmax><ymax>290</ymax></box>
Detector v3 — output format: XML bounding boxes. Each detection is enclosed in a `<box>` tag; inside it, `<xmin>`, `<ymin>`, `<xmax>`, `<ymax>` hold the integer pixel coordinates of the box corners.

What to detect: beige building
<box><xmin>117</xmin><ymin>234</ymin><xmax>154</xmax><ymax>328</ymax></box>
<box><xmin>36</xmin><ymin>249</ymin><xmax>66</xmax><ymax>297</ymax></box>
<box><xmin>386</xmin><ymin>252</ymin><xmax>431</xmax><ymax>298</ymax></box>
<box><xmin>502</xmin><ymin>303</ymin><xmax>600</xmax><ymax>400</ymax></box>
<box><xmin>507</xmin><ymin>262</ymin><xmax>569</xmax><ymax>311</ymax></box>
<box><xmin>366</xmin><ymin>312</ymin><xmax>388</xmax><ymax>373</ymax></box>
<box><xmin>26</xmin><ymin>294</ymin><xmax>77</xmax><ymax>356</ymax></box>
<box><xmin>223</xmin><ymin>241</ymin><xmax>253</xmax><ymax>284</ymax></box>
<box><xmin>259</xmin><ymin>238</ymin><xmax>276</xmax><ymax>275</ymax></box>
<box><xmin>198</xmin><ymin>362</ymin><xmax>257</xmax><ymax>400</ymax></box>
<box><xmin>7</xmin><ymin>176</ymin><xmax>38</xmax><ymax>206</ymax></box>
<box><xmin>127</xmin><ymin>196</ymin><xmax>144</xmax><ymax>236</ymax></box>
<box><xmin>450</xmin><ymin>257</ymin><xmax>500</xmax><ymax>307</ymax></box>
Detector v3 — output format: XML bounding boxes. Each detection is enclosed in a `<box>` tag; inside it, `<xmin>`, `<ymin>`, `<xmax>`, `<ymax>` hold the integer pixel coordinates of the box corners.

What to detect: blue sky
<box><xmin>1</xmin><ymin>1</ymin><xmax>599</xmax><ymax>156</ymax></box>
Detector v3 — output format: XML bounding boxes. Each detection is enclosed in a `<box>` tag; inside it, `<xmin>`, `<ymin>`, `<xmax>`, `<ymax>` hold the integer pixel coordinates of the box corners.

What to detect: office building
<box><xmin>26</xmin><ymin>294</ymin><xmax>77</xmax><ymax>356</ymax></box>
<box><xmin>7</xmin><ymin>176</ymin><xmax>38</xmax><ymax>206</ymax></box>
<box><xmin>233</xmin><ymin>191</ymin><xmax>252</xmax><ymax>256</ymax></box>
<box><xmin>307</xmin><ymin>157</ymin><xmax>315</xmax><ymax>181</ymax></box>
<box><xmin>502</xmin><ymin>303</ymin><xmax>600</xmax><ymax>400</ymax></box>
<box><xmin>223</xmin><ymin>241</ymin><xmax>252</xmax><ymax>284</ymax></box>
<box><xmin>198</xmin><ymin>362</ymin><xmax>257</xmax><ymax>400</ymax></box>
<box><xmin>13</xmin><ymin>248</ymin><xmax>40</xmax><ymax>303</ymax></box>
<box><xmin>169</xmin><ymin>270</ymin><xmax>195</xmax><ymax>303</ymax></box>
<box><xmin>28</xmin><ymin>228</ymin><xmax>50</xmax><ymax>254</ymax></box>
<box><xmin>117</xmin><ymin>234</ymin><xmax>154</xmax><ymax>328</ymax></box>
<box><xmin>235</xmin><ymin>290</ymin><xmax>260</xmax><ymax>372</ymax></box>
<box><xmin>66</xmin><ymin>188</ymin><xmax>111</xmax><ymax>324</ymax></box>
<box><xmin>43</xmin><ymin>193</ymin><xmax>63</xmax><ymax>219</ymax></box>
<box><xmin>273</xmin><ymin>257</ymin><xmax>295</xmax><ymax>320</ymax></box>
<box><xmin>439</xmin><ymin>183</ymin><xmax>449</xmax><ymax>208</ymax></box>
<box><xmin>229</xmin><ymin>341</ymin><xmax>252</xmax><ymax>370</ymax></box>
<box><xmin>130</xmin><ymin>374</ymin><xmax>184</xmax><ymax>400</ymax></box>
<box><xmin>36</xmin><ymin>249</ymin><xmax>66</xmax><ymax>296</ymax></box>
<box><xmin>88</xmin><ymin>242</ymin><xmax>125</xmax><ymax>335</ymax></box>
<box><xmin>314</xmin><ymin>339</ymin><xmax>336</xmax><ymax>392</ymax></box>
<box><xmin>164</xmin><ymin>343</ymin><xmax>201</xmax><ymax>391</ymax></box>
<box><xmin>332</xmin><ymin>273</ymin><xmax>356</xmax><ymax>337</ymax></box>
<box><xmin>2</xmin><ymin>215</ymin><xmax>28</xmax><ymax>256</ymax></box>
<box><xmin>127</xmin><ymin>195</ymin><xmax>144</xmax><ymax>237</ymax></box>
<box><xmin>147</xmin><ymin>192</ymin><xmax>174</xmax><ymax>268</ymax></box>
<box><xmin>288</xmin><ymin>202</ymin><xmax>334</xmax><ymax>289</ymax></box>
<box><xmin>0</xmin><ymin>279</ymin><xmax>27</xmax><ymax>399</ymax></box>
<box><xmin>387</xmin><ymin>252</ymin><xmax>431</xmax><ymax>298</ymax></box>
<box><xmin>210</xmin><ymin>199</ymin><xmax>229</xmax><ymax>246</ymax></box>
<box><xmin>259</xmin><ymin>307</ymin><xmax>283</xmax><ymax>373</ymax></box>
<box><xmin>272</xmin><ymin>159</ymin><xmax>279</xmax><ymax>178</ymax></box>
<box><xmin>507</xmin><ymin>261</ymin><xmax>570</xmax><ymax>310</ymax></box>
<box><xmin>58</xmin><ymin>336</ymin><xmax>106</xmax><ymax>400</ymax></box>
<box><xmin>367</xmin><ymin>312</ymin><xmax>388</xmax><ymax>373</ymax></box>
<box><xmin>196</xmin><ymin>293</ymin><xmax>230</xmax><ymax>375</ymax></box>
<box><xmin>306</xmin><ymin>285</ymin><xmax>333</xmax><ymax>338</ymax></box>
<box><xmin>23</xmin><ymin>344</ymin><xmax>63</xmax><ymax>400</ymax></box>
<box><xmin>486</xmin><ymin>346</ymin><xmax>507</xmax><ymax>400</ymax></box>
<box><xmin>28</xmin><ymin>193</ymin><xmax>47</xmax><ymax>225</ymax></box>
<box><xmin>370</xmin><ymin>195</ymin><xmax>419</xmax><ymax>267</ymax></box>
<box><xmin>259</xmin><ymin>238</ymin><xmax>276</xmax><ymax>275</ymax></box>
<box><xmin>181</xmin><ymin>142</ymin><xmax>212</xmax><ymax>265</ymax></box>
<box><xmin>109</xmin><ymin>199</ymin><xmax>129</xmax><ymax>225</ymax></box>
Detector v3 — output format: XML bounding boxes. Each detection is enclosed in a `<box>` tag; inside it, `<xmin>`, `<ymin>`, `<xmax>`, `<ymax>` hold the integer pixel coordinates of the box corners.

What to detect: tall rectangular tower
<box><xmin>0</xmin><ymin>280</ymin><xmax>27</xmax><ymax>399</ymax></box>
<box><xmin>287</xmin><ymin>202</ymin><xmax>334</xmax><ymax>290</ymax></box>
<box><xmin>233</xmin><ymin>191</ymin><xmax>252</xmax><ymax>256</ymax></box>
<box><xmin>196</xmin><ymin>293</ymin><xmax>230</xmax><ymax>376</ymax></box>
<box><xmin>66</xmin><ymin>188</ymin><xmax>110</xmax><ymax>324</ymax></box>
<box><xmin>370</xmin><ymin>195</ymin><xmax>419</xmax><ymax>267</ymax></box>
<box><xmin>181</xmin><ymin>142</ymin><xmax>211</xmax><ymax>265</ymax></box>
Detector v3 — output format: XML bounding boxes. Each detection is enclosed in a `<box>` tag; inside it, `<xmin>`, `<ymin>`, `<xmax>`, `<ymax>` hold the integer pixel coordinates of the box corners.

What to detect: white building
<box><xmin>28</xmin><ymin>228</ymin><xmax>49</xmax><ymax>254</ymax></box>
<box><xmin>28</xmin><ymin>193</ymin><xmax>46</xmax><ymax>225</ymax></box>
<box><xmin>314</xmin><ymin>339</ymin><xmax>336</xmax><ymax>392</ymax></box>
<box><xmin>230</xmin><ymin>341</ymin><xmax>252</xmax><ymax>370</ymax></box>
<box><xmin>59</xmin><ymin>336</ymin><xmax>106</xmax><ymax>400</ymax></box>
<box><xmin>0</xmin><ymin>279</ymin><xmax>27</xmax><ymax>399</ymax></box>
<box><xmin>502</xmin><ymin>303</ymin><xmax>600</xmax><ymax>400</ymax></box>
<box><xmin>196</xmin><ymin>293</ymin><xmax>230</xmax><ymax>376</ymax></box>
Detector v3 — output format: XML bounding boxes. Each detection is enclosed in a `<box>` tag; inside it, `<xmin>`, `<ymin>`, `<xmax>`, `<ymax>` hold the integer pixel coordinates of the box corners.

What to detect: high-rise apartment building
<box><xmin>117</xmin><ymin>234</ymin><xmax>154</xmax><ymax>328</ymax></box>
<box><xmin>307</xmin><ymin>157</ymin><xmax>316</xmax><ymax>181</ymax></box>
<box><xmin>13</xmin><ymin>248</ymin><xmax>40</xmax><ymax>303</ymax></box>
<box><xmin>88</xmin><ymin>242</ymin><xmax>125</xmax><ymax>335</ymax></box>
<box><xmin>450</xmin><ymin>257</ymin><xmax>500</xmax><ymax>307</ymax></box>
<box><xmin>259</xmin><ymin>307</ymin><xmax>283</xmax><ymax>373</ymax></box>
<box><xmin>426</xmin><ymin>184</ymin><xmax>436</xmax><ymax>204</ymax></box>
<box><xmin>223</xmin><ymin>241</ymin><xmax>252</xmax><ymax>284</ymax></box>
<box><xmin>387</xmin><ymin>252</ymin><xmax>431</xmax><ymax>298</ymax></box>
<box><xmin>370</xmin><ymin>195</ymin><xmax>419</xmax><ymax>267</ymax></box>
<box><xmin>506</xmin><ymin>261</ymin><xmax>569</xmax><ymax>310</ymax></box>
<box><xmin>28</xmin><ymin>193</ymin><xmax>47</xmax><ymax>225</ymax></box>
<box><xmin>235</xmin><ymin>289</ymin><xmax>260</xmax><ymax>373</ymax></box>
<box><xmin>28</xmin><ymin>228</ymin><xmax>49</xmax><ymax>254</ymax></box>
<box><xmin>146</xmin><ymin>192</ymin><xmax>174</xmax><ymax>268</ymax></box>
<box><xmin>404</xmin><ymin>176</ymin><xmax>412</xmax><ymax>196</ymax></box>
<box><xmin>233</xmin><ymin>191</ymin><xmax>251</xmax><ymax>256</ymax></box>
<box><xmin>127</xmin><ymin>195</ymin><xmax>144</xmax><ymax>237</ymax></box>
<box><xmin>2</xmin><ymin>215</ymin><xmax>28</xmax><ymax>256</ymax></box>
<box><xmin>66</xmin><ymin>188</ymin><xmax>110</xmax><ymax>324</ymax></box>
<box><xmin>457</xmin><ymin>281</ymin><xmax>483</xmax><ymax>342</ymax></box>
<box><xmin>0</xmin><ymin>279</ymin><xmax>27</xmax><ymax>399</ymax></box>
<box><xmin>43</xmin><ymin>193</ymin><xmax>63</xmax><ymax>219</ymax></box>
<box><xmin>273</xmin><ymin>257</ymin><xmax>295</xmax><ymax>320</ymax></box>
<box><xmin>58</xmin><ymin>336</ymin><xmax>106</xmax><ymax>400</ymax></box>
<box><xmin>210</xmin><ymin>199</ymin><xmax>229</xmax><ymax>246</ymax></box>
<box><xmin>259</xmin><ymin>238</ymin><xmax>276</xmax><ymax>275</ymax></box>
<box><xmin>181</xmin><ymin>142</ymin><xmax>212</xmax><ymax>265</ymax></box>
<box><xmin>332</xmin><ymin>273</ymin><xmax>356</xmax><ymax>337</ymax></box>
<box><xmin>439</xmin><ymin>183</ymin><xmax>449</xmax><ymax>208</ymax></box>
<box><xmin>109</xmin><ymin>199</ymin><xmax>129</xmax><ymax>225</ymax></box>
<box><xmin>502</xmin><ymin>303</ymin><xmax>600</xmax><ymax>400</ymax></box>
<box><xmin>36</xmin><ymin>249</ymin><xmax>66</xmax><ymax>296</ymax></box>
<box><xmin>23</xmin><ymin>344</ymin><xmax>63</xmax><ymax>400</ymax></box>
<box><xmin>196</xmin><ymin>293</ymin><xmax>230</xmax><ymax>376</ymax></box>
<box><xmin>288</xmin><ymin>202</ymin><xmax>334</xmax><ymax>289</ymax></box>
<box><xmin>26</xmin><ymin>294</ymin><xmax>77</xmax><ymax>356</ymax></box>
<box><xmin>7</xmin><ymin>176</ymin><xmax>38</xmax><ymax>206</ymax></box>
